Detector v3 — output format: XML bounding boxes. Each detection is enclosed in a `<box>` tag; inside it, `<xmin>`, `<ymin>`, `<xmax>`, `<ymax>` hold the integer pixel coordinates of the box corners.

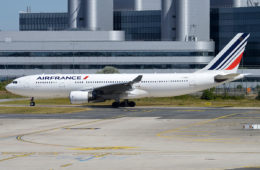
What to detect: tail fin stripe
<box><xmin>209</xmin><ymin>33</ymin><xmax>248</xmax><ymax>70</ymax></box>
<box><xmin>220</xmin><ymin>47</ymin><xmax>245</xmax><ymax>70</ymax></box>
<box><xmin>197</xmin><ymin>33</ymin><xmax>250</xmax><ymax>73</ymax></box>
<box><xmin>225</xmin><ymin>51</ymin><xmax>244</xmax><ymax>70</ymax></box>
<box><xmin>216</xmin><ymin>40</ymin><xmax>247</xmax><ymax>70</ymax></box>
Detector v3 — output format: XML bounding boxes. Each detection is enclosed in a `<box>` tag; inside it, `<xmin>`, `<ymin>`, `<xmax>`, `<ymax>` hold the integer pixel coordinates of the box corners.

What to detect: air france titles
<box><xmin>37</xmin><ymin>76</ymin><xmax>82</xmax><ymax>81</ymax></box>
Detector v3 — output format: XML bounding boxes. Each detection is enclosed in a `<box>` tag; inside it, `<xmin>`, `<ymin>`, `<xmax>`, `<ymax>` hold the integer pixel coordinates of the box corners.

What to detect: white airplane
<box><xmin>6</xmin><ymin>33</ymin><xmax>250</xmax><ymax>108</ymax></box>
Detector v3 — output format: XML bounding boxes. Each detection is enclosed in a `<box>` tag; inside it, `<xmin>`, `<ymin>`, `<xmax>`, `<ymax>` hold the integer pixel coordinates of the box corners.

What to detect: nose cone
<box><xmin>5</xmin><ymin>84</ymin><xmax>11</xmax><ymax>92</ymax></box>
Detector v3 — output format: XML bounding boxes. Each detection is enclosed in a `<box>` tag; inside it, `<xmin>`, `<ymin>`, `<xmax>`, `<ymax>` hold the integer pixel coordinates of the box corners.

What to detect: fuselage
<box><xmin>6</xmin><ymin>72</ymin><xmax>235</xmax><ymax>100</ymax></box>
<box><xmin>5</xmin><ymin>33</ymin><xmax>249</xmax><ymax>105</ymax></box>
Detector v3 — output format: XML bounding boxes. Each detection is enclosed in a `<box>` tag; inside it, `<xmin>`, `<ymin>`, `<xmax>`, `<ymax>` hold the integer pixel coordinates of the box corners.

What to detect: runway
<box><xmin>0</xmin><ymin>107</ymin><xmax>260</xmax><ymax>170</ymax></box>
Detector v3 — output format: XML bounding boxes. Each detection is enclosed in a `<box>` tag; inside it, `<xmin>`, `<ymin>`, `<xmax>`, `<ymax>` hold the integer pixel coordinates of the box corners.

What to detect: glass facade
<box><xmin>19</xmin><ymin>11</ymin><xmax>161</xmax><ymax>41</ymax></box>
<box><xmin>19</xmin><ymin>13</ymin><xmax>68</xmax><ymax>31</ymax></box>
<box><xmin>114</xmin><ymin>10</ymin><xmax>161</xmax><ymax>41</ymax></box>
<box><xmin>0</xmin><ymin>64</ymin><xmax>205</xmax><ymax>70</ymax></box>
<box><xmin>0</xmin><ymin>50</ymin><xmax>210</xmax><ymax>70</ymax></box>
<box><xmin>0</xmin><ymin>51</ymin><xmax>213</xmax><ymax>57</ymax></box>
<box><xmin>211</xmin><ymin>7</ymin><xmax>260</xmax><ymax>68</ymax></box>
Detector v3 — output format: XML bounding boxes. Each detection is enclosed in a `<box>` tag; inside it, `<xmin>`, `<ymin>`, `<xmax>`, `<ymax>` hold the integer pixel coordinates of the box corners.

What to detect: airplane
<box><xmin>6</xmin><ymin>33</ymin><xmax>250</xmax><ymax>108</ymax></box>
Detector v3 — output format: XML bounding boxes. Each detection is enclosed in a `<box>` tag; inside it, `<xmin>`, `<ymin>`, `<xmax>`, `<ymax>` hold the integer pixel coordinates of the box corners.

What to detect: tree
<box><xmin>257</xmin><ymin>91</ymin><xmax>260</xmax><ymax>100</ymax></box>
<box><xmin>236</xmin><ymin>85</ymin><xmax>243</xmax><ymax>90</ymax></box>
<box><xmin>256</xmin><ymin>85</ymin><xmax>260</xmax><ymax>91</ymax></box>
<box><xmin>96</xmin><ymin>66</ymin><xmax>119</xmax><ymax>74</ymax></box>
<box><xmin>201</xmin><ymin>88</ymin><xmax>215</xmax><ymax>100</ymax></box>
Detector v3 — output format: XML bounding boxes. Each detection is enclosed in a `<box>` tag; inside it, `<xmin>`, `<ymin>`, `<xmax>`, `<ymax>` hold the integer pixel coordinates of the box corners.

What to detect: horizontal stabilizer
<box><xmin>214</xmin><ymin>73</ymin><xmax>240</xmax><ymax>83</ymax></box>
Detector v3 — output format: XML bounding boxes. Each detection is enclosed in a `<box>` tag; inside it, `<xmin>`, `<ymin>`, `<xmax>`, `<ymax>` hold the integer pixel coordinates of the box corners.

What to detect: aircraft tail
<box><xmin>199</xmin><ymin>33</ymin><xmax>250</xmax><ymax>73</ymax></box>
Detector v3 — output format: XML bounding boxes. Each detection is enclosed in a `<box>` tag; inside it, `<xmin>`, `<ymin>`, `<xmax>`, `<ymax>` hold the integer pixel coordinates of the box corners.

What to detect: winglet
<box><xmin>131</xmin><ymin>75</ymin><xmax>143</xmax><ymax>84</ymax></box>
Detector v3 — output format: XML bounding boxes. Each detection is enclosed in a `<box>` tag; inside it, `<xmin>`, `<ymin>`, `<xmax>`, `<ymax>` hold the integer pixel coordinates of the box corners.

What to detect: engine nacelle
<box><xmin>69</xmin><ymin>91</ymin><xmax>94</xmax><ymax>104</ymax></box>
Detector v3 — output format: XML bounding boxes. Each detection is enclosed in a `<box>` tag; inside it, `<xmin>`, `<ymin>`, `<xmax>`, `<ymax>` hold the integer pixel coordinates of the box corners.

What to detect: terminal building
<box><xmin>210</xmin><ymin>0</ymin><xmax>260</xmax><ymax>84</ymax></box>
<box><xmin>1</xmin><ymin>0</ymin><xmax>213</xmax><ymax>80</ymax></box>
<box><xmin>0</xmin><ymin>0</ymin><xmax>260</xmax><ymax>86</ymax></box>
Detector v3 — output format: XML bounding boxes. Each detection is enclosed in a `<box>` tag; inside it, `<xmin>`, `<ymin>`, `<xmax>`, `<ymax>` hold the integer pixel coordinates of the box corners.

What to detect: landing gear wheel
<box><xmin>120</xmin><ymin>102</ymin><xmax>126</xmax><ymax>107</ymax></box>
<box><xmin>119</xmin><ymin>100</ymin><xmax>129</xmax><ymax>107</ymax></box>
<box><xmin>112</xmin><ymin>100</ymin><xmax>136</xmax><ymax>108</ymax></box>
<box><xmin>30</xmin><ymin>97</ymin><xmax>35</xmax><ymax>107</ymax></box>
<box><xmin>112</xmin><ymin>102</ymin><xmax>120</xmax><ymax>108</ymax></box>
<box><xmin>128</xmin><ymin>101</ymin><xmax>136</xmax><ymax>107</ymax></box>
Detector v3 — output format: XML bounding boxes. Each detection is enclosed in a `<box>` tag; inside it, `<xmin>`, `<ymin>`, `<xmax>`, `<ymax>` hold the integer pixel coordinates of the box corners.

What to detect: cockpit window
<box><xmin>12</xmin><ymin>81</ymin><xmax>18</xmax><ymax>84</ymax></box>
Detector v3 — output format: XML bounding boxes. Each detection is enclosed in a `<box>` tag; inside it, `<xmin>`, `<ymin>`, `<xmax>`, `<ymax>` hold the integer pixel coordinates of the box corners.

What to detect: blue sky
<box><xmin>0</xmin><ymin>0</ymin><xmax>67</xmax><ymax>31</ymax></box>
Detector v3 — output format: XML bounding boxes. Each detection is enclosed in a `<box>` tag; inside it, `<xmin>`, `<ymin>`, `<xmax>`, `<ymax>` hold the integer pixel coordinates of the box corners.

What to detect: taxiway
<box><xmin>0</xmin><ymin>107</ymin><xmax>259</xmax><ymax>170</ymax></box>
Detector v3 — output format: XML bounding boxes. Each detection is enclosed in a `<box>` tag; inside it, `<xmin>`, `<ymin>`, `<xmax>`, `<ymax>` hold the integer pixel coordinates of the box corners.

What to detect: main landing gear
<box><xmin>30</xmin><ymin>97</ymin><xmax>35</xmax><ymax>107</ymax></box>
<box><xmin>112</xmin><ymin>100</ymin><xmax>136</xmax><ymax>108</ymax></box>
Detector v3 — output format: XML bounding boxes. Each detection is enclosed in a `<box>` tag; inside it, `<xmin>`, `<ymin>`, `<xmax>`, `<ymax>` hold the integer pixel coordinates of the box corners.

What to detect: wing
<box><xmin>88</xmin><ymin>75</ymin><xmax>143</xmax><ymax>100</ymax></box>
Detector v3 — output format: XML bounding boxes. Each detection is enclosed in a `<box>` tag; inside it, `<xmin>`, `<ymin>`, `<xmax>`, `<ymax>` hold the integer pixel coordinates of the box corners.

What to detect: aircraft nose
<box><xmin>5</xmin><ymin>84</ymin><xmax>12</xmax><ymax>92</ymax></box>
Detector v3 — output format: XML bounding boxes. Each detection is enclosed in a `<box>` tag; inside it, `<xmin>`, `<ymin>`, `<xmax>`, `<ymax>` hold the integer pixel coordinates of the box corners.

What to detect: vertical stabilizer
<box><xmin>199</xmin><ymin>33</ymin><xmax>250</xmax><ymax>73</ymax></box>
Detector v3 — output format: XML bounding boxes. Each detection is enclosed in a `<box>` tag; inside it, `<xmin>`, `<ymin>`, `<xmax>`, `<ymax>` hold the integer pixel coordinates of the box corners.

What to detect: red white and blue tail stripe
<box><xmin>200</xmin><ymin>33</ymin><xmax>250</xmax><ymax>73</ymax></box>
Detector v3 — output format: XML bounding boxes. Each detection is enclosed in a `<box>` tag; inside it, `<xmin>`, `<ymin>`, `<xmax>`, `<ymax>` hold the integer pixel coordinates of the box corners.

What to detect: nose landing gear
<box><xmin>112</xmin><ymin>100</ymin><xmax>136</xmax><ymax>108</ymax></box>
<box><xmin>30</xmin><ymin>97</ymin><xmax>35</xmax><ymax>107</ymax></box>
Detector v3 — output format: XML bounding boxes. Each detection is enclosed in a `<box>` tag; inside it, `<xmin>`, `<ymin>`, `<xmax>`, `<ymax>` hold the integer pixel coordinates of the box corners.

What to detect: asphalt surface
<box><xmin>0</xmin><ymin>106</ymin><xmax>259</xmax><ymax>119</ymax></box>
<box><xmin>0</xmin><ymin>107</ymin><xmax>260</xmax><ymax>170</ymax></box>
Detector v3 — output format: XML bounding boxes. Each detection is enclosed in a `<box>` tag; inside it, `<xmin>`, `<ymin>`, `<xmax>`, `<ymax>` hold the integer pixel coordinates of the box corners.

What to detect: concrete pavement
<box><xmin>0</xmin><ymin>107</ymin><xmax>259</xmax><ymax>169</ymax></box>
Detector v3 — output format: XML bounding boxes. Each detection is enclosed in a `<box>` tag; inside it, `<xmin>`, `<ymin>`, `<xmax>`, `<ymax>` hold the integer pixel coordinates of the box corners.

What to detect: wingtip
<box><xmin>131</xmin><ymin>75</ymin><xmax>143</xmax><ymax>84</ymax></box>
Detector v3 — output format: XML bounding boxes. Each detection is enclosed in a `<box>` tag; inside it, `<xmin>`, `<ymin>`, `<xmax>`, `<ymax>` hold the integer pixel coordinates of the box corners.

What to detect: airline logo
<box><xmin>83</xmin><ymin>76</ymin><xmax>89</xmax><ymax>80</ymax></box>
<box><xmin>208</xmin><ymin>33</ymin><xmax>250</xmax><ymax>71</ymax></box>
<box><xmin>37</xmin><ymin>75</ymin><xmax>89</xmax><ymax>80</ymax></box>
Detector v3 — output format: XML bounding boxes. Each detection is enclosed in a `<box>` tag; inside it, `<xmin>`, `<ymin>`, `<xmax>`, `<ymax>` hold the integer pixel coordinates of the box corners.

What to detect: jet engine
<box><xmin>69</xmin><ymin>91</ymin><xmax>95</xmax><ymax>104</ymax></box>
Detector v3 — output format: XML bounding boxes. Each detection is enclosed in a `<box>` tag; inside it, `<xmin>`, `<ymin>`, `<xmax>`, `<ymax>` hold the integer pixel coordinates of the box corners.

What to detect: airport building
<box><xmin>210</xmin><ymin>0</ymin><xmax>260</xmax><ymax>84</ymax></box>
<box><xmin>1</xmin><ymin>0</ymin><xmax>213</xmax><ymax>80</ymax></box>
<box><xmin>0</xmin><ymin>0</ymin><xmax>260</xmax><ymax>86</ymax></box>
<box><xmin>211</xmin><ymin>6</ymin><xmax>260</xmax><ymax>68</ymax></box>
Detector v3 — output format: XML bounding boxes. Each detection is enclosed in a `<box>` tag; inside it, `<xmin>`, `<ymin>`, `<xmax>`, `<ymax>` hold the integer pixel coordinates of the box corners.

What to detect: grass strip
<box><xmin>134</xmin><ymin>98</ymin><xmax>260</xmax><ymax>107</ymax></box>
<box><xmin>1</xmin><ymin>95</ymin><xmax>260</xmax><ymax>108</ymax></box>
<box><xmin>0</xmin><ymin>107</ymin><xmax>90</xmax><ymax>114</ymax></box>
<box><xmin>1</xmin><ymin>98</ymin><xmax>71</xmax><ymax>105</ymax></box>
<box><xmin>0</xmin><ymin>91</ymin><xmax>22</xmax><ymax>99</ymax></box>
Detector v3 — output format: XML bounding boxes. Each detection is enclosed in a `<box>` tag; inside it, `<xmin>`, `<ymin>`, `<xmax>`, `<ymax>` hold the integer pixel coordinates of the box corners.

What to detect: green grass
<box><xmin>133</xmin><ymin>96</ymin><xmax>260</xmax><ymax>107</ymax></box>
<box><xmin>0</xmin><ymin>80</ymin><xmax>12</xmax><ymax>91</ymax></box>
<box><xmin>0</xmin><ymin>80</ymin><xmax>23</xmax><ymax>99</ymax></box>
<box><xmin>0</xmin><ymin>91</ymin><xmax>23</xmax><ymax>99</ymax></box>
<box><xmin>0</xmin><ymin>107</ymin><xmax>91</xmax><ymax>114</ymax></box>
<box><xmin>1</xmin><ymin>93</ymin><xmax>260</xmax><ymax>108</ymax></box>
<box><xmin>0</xmin><ymin>98</ymin><xmax>71</xmax><ymax>105</ymax></box>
